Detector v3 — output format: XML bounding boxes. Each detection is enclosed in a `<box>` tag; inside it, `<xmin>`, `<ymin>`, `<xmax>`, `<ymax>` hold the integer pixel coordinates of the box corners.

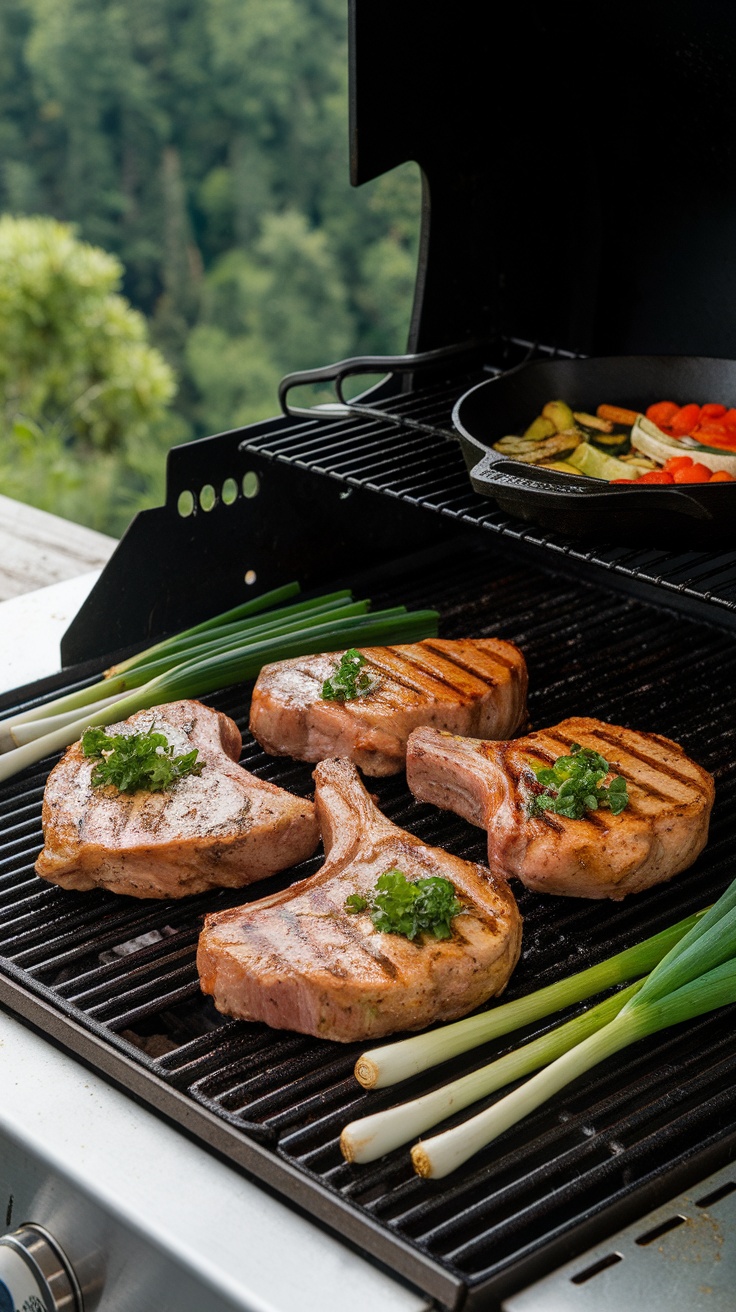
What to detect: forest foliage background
<box><xmin>0</xmin><ymin>0</ymin><xmax>420</xmax><ymax>534</ymax></box>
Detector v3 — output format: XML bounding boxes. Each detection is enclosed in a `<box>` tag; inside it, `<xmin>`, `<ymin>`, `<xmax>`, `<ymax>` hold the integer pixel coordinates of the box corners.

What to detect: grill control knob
<box><xmin>0</xmin><ymin>1224</ymin><xmax>82</xmax><ymax>1311</ymax></box>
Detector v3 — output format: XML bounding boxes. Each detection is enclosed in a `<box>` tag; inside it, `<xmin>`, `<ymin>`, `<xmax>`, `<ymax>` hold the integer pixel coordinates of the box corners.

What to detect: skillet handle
<box><xmin>470</xmin><ymin>454</ymin><xmax>713</xmax><ymax>521</ymax></box>
<box><xmin>278</xmin><ymin>339</ymin><xmax>488</xmax><ymax>418</ymax></box>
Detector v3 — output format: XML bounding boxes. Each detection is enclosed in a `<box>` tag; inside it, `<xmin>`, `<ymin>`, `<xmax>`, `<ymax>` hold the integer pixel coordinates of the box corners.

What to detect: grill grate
<box><xmin>244</xmin><ymin>346</ymin><xmax>736</xmax><ymax>629</ymax></box>
<box><xmin>1</xmin><ymin>540</ymin><xmax>736</xmax><ymax>1308</ymax></box>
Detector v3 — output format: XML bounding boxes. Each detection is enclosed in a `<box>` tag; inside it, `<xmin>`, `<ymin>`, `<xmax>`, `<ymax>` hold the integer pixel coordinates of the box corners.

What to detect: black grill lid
<box><xmin>349</xmin><ymin>0</ymin><xmax>736</xmax><ymax>360</ymax></box>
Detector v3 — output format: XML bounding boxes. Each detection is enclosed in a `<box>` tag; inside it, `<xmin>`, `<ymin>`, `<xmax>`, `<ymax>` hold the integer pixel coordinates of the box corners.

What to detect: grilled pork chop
<box><xmin>36</xmin><ymin>700</ymin><xmax>319</xmax><ymax>898</ymax></box>
<box><xmin>406</xmin><ymin>718</ymin><xmax>715</xmax><ymax>900</ymax></box>
<box><xmin>197</xmin><ymin>757</ymin><xmax>522</xmax><ymax>1041</ymax></box>
<box><xmin>249</xmin><ymin>638</ymin><xmax>528</xmax><ymax>776</ymax></box>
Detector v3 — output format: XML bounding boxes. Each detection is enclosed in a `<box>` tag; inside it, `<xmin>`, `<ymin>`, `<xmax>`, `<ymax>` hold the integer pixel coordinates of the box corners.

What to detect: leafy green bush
<box><xmin>0</xmin><ymin>215</ymin><xmax>186</xmax><ymax>534</ymax></box>
<box><xmin>0</xmin><ymin>214</ymin><xmax>176</xmax><ymax>447</ymax></box>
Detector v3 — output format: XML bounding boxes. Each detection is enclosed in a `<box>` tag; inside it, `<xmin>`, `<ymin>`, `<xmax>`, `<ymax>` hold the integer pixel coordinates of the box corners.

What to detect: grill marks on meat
<box><xmin>248</xmin><ymin>638</ymin><xmax>528</xmax><ymax>776</ymax></box>
<box><xmin>406</xmin><ymin>717</ymin><xmax>715</xmax><ymax>900</ymax></box>
<box><xmin>197</xmin><ymin>757</ymin><xmax>522</xmax><ymax>1042</ymax></box>
<box><xmin>35</xmin><ymin>700</ymin><xmax>319</xmax><ymax>899</ymax></box>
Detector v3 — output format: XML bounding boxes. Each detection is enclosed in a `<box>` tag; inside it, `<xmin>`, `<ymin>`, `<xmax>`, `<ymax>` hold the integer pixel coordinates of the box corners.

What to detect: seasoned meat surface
<box><xmin>197</xmin><ymin>757</ymin><xmax>522</xmax><ymax>1042</ymax></box>
<box><xmin>406</xmin><ymin>718</ymin><xmax>715</xmax><ymax>900</ymax></box>
<box><xmin>36</xmin><ymin>700</ymin><xmax>319</xmax><ymax>898</ymax></box>
<box><xmin>249</xmin><ymin>638</ymin><xmax>528</xmax><ymax>776</ymax></box>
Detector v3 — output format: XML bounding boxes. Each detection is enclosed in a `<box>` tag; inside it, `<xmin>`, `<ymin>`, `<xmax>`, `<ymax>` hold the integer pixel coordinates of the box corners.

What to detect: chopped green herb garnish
<box><xmin>345</xmin><ymin>868</ymin><xmax>463</xmax><ymax>941</ymax></box>
<box><xmin>81</xmin><ymin>724</ymin><xmax>203</xmax><ymax>794</ymax></box>
<box><xmin>345</xmin><ymin>893</ymin><xmax>369</xmax><ymax>914</ymax></box>
<box><xmin>526</xmin><ymin>742</ymin><xmax>629</xmax><ymax>820</ymax></box>
<box><xmin>321</xmin><ymin>648</ymin><xmax>381</xmax><ymax>701</ymax></box>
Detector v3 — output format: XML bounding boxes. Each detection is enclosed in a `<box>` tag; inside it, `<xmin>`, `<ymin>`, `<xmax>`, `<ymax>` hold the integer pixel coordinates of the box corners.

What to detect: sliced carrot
<box><xmin>670</xmin><ymin>403</ymin><xmax>701</xmax><ymax>436</ymax></box>
<box><xmin>673</xmin><ymin>462</ymin><xmax>712</xmax><ymax>483</ymax></box>
<box><xmin>596</xmin><ymin>404</ymin><xmax>639</xmax><ymax>426</ymax></box>
<box><xmin>663</xmin><ymin>455</ymin><xmax>694</xmax><ymax>472</ymax></box>
<box><xmin>694</xmin><ymin>420</ymin><xmax>729</xmax><ymax>438</ymax></box>
<box><xmin>701</xmin><ymin>403</ymin><xmax>727</xmax><ymax>419</ymax></box>
<box><xmin>646</xmin><ymin>401</ymin><xmax>679</xmax><ymax>427</ymax></box>
<box><xmin>693</xmin><ymin>431</ymin><xmax>736</xmax><ymax>450</ymax></box>
<box><xmin>636</xmin><ymin>470</ymin><xmax>675</xmax><ymax>484</ymax></box>
<box><xmin>610</xmin><ymin>478</ymin><xmax>636</xmax><ymax>484</ymax></box>
<box><xmin>708</xmin><ymin>470</ymin><xmax>735</xmax><ymax>482</ymax></box>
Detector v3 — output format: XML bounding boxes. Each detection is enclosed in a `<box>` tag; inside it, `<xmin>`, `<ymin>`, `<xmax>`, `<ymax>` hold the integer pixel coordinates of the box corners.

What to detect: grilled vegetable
<box><xmin>587</xmin><ymin>431</ymin><xmax>632</xmax><ymax>456</ymax></box>
<box><xmin>352</xmin><ymin>908</ymin><xmax>705</xmax><ymax>1089</ymax></box>
<box><xmin>0</xmin><ymin>588</ymin><xmax>439</xmax><ymax>782</ymax></box>
<box><xmin>493</xmin><ymin>432</ymin><xmax>581</xmax><ymax>463</ymax></box>
<box><xmin>542</xmin><ymin>399</ymin><xmax>575</xmax><ymax>432</ymax></box>
<box><xmin>597</xmin><ymin>404</ymin><xmax>639</xmax><ymax>426</ymax></box>
<box><xmin>523</xmin><ymin>416</ymin><xmax>557</xmax><ymax>440</ymax></box>
<box><xmin>566</xmin><ymin>442</ymin><xmax>633</xmax><ymax>481</ymax></box>
<box><xmin>631</xmin><ymin>416</ymin><xmax>736</xmax><ymax>476</ymax></box>
<box><xmin>644</xmin><ymin>401</ymin><xmax>679</xmax><ymax>429</ymax></box>
<box><xmin>573</xmin><ymin>411</ymin><xmax>614</xmax><ymax>433</ymax></box>
<box><xmin>341</xmin><ymin>982</ymin><xmax>642</xmax><ymax>1163</ymax></box>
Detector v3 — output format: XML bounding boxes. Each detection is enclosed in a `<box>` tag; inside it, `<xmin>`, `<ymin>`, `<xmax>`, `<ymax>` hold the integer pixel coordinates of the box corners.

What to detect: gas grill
<box><xmin>2</xmin><ymin>2</ymin><xmax>736</xmax><ymax>1308</ymax></box>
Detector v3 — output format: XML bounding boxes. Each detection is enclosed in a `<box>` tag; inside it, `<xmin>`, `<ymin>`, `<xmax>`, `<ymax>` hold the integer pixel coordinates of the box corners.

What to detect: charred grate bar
<box><xmin>242</xmin><ymin>345</ymin><xmax>736</xmax><ymax>629</ymax></box>
<box><xmin>1</xmin><ymin>540</ymin><xmax>736</xmax><ymax>1308</ymax></box>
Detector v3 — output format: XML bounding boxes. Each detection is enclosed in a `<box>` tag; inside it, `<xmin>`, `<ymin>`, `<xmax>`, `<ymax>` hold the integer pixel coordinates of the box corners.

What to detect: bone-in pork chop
<box><xmin>197</xmin><ymin>757</ymin><xmax>522</xmax><ymax>1041</ymax></box>
<box><xmin>249</xmin><ymin>638</ymin><xmax>528</xmax><ymax>776</ymax></box>
<box><xmin>36</xmin><ymin>700</ymin><xmax>320</xmax><ymax>898</ymax></box>
<box><xmin>406</xmin><ymin>718</ymin><xmax>714</xmax><ymax>900</ymax></box>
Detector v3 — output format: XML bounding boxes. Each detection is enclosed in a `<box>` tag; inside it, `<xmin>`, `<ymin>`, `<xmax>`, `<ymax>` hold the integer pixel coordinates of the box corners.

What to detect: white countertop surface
<box><xmin>0</xmin><ymin>493</ymin><xmax>115</xmax><ymax>601</ymax></box>
<box><xmin>0</xmin><ymin>570</ymin><xmax>100</xmax><ymax>695</ymax></box>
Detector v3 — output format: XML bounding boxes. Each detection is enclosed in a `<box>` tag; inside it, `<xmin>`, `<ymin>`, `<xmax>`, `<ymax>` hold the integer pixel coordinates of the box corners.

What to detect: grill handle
<box><xmin>278</xmin><ymin>339</ymin><xmax>488</xmax><ymax>419</ymax></box>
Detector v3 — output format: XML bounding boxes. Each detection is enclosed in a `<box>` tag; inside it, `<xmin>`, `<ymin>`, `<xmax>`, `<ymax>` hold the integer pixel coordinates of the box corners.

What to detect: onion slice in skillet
<box><xmin>631</xmin><ymin>415</ymin><xmax>736</xmax><ymax>475</ymax></box>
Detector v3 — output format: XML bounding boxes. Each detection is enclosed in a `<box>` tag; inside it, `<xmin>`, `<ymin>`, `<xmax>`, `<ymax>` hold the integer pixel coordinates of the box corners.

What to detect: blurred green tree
<box><xmin>0</xmin><ymin>0</ymin><xmax>422</xmax><ymax>534</ymax></box>
<box><xmin>0</xmin><ymin>215</ymin><xmax>184</xmax><ymax>532</ymax></box>
<box><xmin>186</xmin><ymin>208</ymin><xmax>353</xmax><ymax>429</ymax></box>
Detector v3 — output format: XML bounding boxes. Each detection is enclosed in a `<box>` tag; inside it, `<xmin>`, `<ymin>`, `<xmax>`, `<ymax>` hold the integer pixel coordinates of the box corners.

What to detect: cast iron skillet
<box><xmin>453</xmin><ymin>356</ymin><xmax>736</xmax><ymax>547</ymax></box>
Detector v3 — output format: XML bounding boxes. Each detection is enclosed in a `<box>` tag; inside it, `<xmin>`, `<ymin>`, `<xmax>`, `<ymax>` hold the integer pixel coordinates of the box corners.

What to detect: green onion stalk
<box><xmin>353</xmin><ymin>909</ymin><xmax>705</xmax><ymax>1089</ymax></box>
<box><xmin>4</xmin><ymin>598</ymin><xmax>373</xmax><ymax>749</ymax></box>
<box><xmin>0</xmin><ymin>603</ymin><xmax>438</xmax><ymax>784</ymax></box>
<box><xmin>410</xmin><ymin>879</ymin><xmax>736</xmax><ymax>1179</ymax></box>
<box><xmin>341</xmin><ymin>981</ymin><xmax>643</xmax><ymax>1164</ymax></box>
<box><xmin>0</xmin><ymin>587</ymin><xmax>354</xmax><ymax>747</ymax></box>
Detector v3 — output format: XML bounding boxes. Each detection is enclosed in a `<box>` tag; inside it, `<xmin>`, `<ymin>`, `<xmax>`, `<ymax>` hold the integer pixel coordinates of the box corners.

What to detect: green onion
<box><xmin>410</xmin><ymin>879</ymin><xmax>736</xmax><ymax>1179</ymax></box>
<box><xmin>9</xmin><ymin>693</ymin><xmax>131</xmax><ymax>746</ymax></box>
<box><xmin>412</xmin><ymin>959</ymin><xmax>736</xmax><ymax>1179</ymax></box>
<box><xmin>0</xmin><ymin>589</ymin><xmax>354</xmax><ymax>741</ymax></box>
<box><xmin>341</xmin><ymin>981</ymin><xmax>642</xmax><ymax>1164</ymax></box>
<box><xmin>113</xmin><ymin>593</ymin><xmax>359</xmax><ymax>682</ymax></box>
<box><xmin>353</xmin><ymin>909</ymin><xmax>704</xmax><ymax>1088</ymax></box>
<box><xmin>106</xmin><ymin>583</ymin><xmax>304</xmax><ymax>674</ymax></box>
<box><xmin>0</xmin><ymin>594</ymin><xmax>438</xmax><ymax>783</ymax></box>
<box><xmin>107</xmin><ymin>601</ymin><xmax>373</xmax><ymax>688</ymax></box>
